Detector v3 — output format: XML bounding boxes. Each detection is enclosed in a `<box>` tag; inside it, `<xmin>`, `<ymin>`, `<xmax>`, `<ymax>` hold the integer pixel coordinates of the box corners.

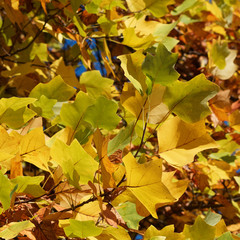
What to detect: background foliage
<box><xmin>0</xmin><ymin>0</ymin><xmax>239</xmax><ymax>239</ymax></box>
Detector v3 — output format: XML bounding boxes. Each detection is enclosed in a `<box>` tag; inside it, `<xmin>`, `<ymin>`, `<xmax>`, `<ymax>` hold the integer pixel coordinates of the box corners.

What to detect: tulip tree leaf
<box><xmin>158</xmin><ymin>117</ymin><xmax>218</xmax><ymax>167</ymax></box>
<box><xmin>123</xmin><ymin>153</ymin><xmax>175</xmax><ymax>218</ymax></box>
<box><xmin>163</xmin><ymin>74</ymin><xmax>219</xmax><ymax>123</ymax></box>
<box><xmin>29</xmin><ymin>75</ymin><xmax>76</xmax><ymax>101</ymax></box>
<box><xmin>19</xmin><ymin>127</ymin><xmax>50</xmax><ymax>172</ymax></box>
<box><xmin>117</xmin><ymin>202</ymin><xmax>144</xmax><ymax>229</ymax></box>
<box><xmin>80</xmin><ymin>70</ymin><xmax>113</xmax><ymax>99</ymax></box>
<box><xmin>31</xmin><ymin>95</ymin><xmax>57</xmax><ymax>119</ymax></box>
<box><xmin>84</xmin><ymin>96</ymin><xmax>121</xmax><ymax>131</ymax></box>
<box><xmin>11</xmin><ymin>176</ymin><xmax>45</xmax><ymax>197</ymax></box>
<box><xmin>183</xmin><ymin>216</ymin><xmax>216</xmax><ymax>240</ymax></box>
<box><xmin>144</xmin><ymin>225</ymin><xmax>184</xmax><ymax>240</ymax></box>
<box><xmin>0</xmin><ymin>171</ymin><xmax>12</xmax><ymax>210</ymax></box>
<box><xmin>122</xmin><ymin>28</ymin><xmax>154</xmax><ymax>50</ymax></box>
<box><xmin>62</xmin><ymin>220</ymin><xmax>103</xmax><ymax>238</ymax></box>
<box><xmin>142</xmin><ymin>43</ymin><xmax>180</xmax><ymax>85</ymax></box>
<box><xmin>0</xmin><ymin>221</ymin><xmax>34</xmax><ymax>239</ymax></box>
<box><xmin>60</xmin><ymin>91</ymin><xmax>95</xmax><ymax>133</ymax></box>
<box><xmin>0</xmin><ymin>97</ymin><xmax>36</xmax><ymax>129</ymax></box>
<box><xmin>51</xmin><ymin>139</ymin><xmax>98</xmax><ymax>187</ymax></box>
<box><xmin>118</xmin><ymin>50</ymin><xmax>147</xmax><ymax>94</ymax></box>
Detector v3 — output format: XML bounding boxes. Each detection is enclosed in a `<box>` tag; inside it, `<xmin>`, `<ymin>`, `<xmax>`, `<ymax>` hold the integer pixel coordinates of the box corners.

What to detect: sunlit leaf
<box><xmin>0</xmin><ymin>220</ymin><xmax>34</xmax><ymax>240</ymax></box>
<box><xmin>29</xmin><ymin>75</ymin><xmax>76</xmax><ymax>101</ymax></box>
<box><xmin>117</xmin><ymin>202</ymin><xmax>144</xmax><ymax>229</ymax></box>
<box><xmin>0</xmin><ymin>97</ymin><xmax>36</xmax><ymax>129</ymax></box>
<box><xmin>60</xmin><ymin>91</ymin><xmax>95</xmax><ymax>136</ymax></box>
<box><xmin>144</xmin><ymin>225</ymin><xmax>184</xmax><ymax>240</ymax></box>
<box><xmin>84</xmin><ymin>96</ymin><xmax>121</xmax><ymax>131</ymax></box>
<box><xmin>158</xmin><ymin>116</ymin><xmax>218</xmax><ymax>167</ymax></box>
<box><xmin>122</xmin><ymin>28</ymin><xmax>154</xmax><ymax>50</ymax></box>
<box><xmin>51</xmin><ymin>139</ymin><xmax>98</xmax><ymax>187</ymax></box>
<box><xmin>19</xmin><ymin>127</ymin><xmax>50</xmax><ymax>172</ymax></box>
<box><xmin>163</xmin><ymin>74</ymin><xmax>219</xmax><ymax>123</ymax></box>
<box><xmin>118</xmin><ymin>50</ymin><xmax>147</xmax><ymax>94</ymax></box>
<box><xmin>142</xmin><ymin>43</ymin><xmax>179</xmax><ymax>85</ymax></box>
<box><xmin>62</xmin><ymin>220</ymin><xmax>103</xmax><ymax>238</ymax></box>
<box><xmin>123</xmin><ymin>153</ymin><xmax>175</xmax><ymax>218</ymax></box>
<box><xmin>80</xmin><ymin>70</ymin><xmax>113</xmax><ymax>99</ymax></box>
<box><xmin>11</xmin><ymin>176</ymin><xmax>45</xmax><ymax>197</ymax></box>
<box><xmin>183</xmin><ymin>216</ymin><xmax>216</xmax><ymax>240</ymax></box>
<box><xmin>0</xmin><ymin>171</ymin><xmax>13</xmax><ymax>210</ymax></box>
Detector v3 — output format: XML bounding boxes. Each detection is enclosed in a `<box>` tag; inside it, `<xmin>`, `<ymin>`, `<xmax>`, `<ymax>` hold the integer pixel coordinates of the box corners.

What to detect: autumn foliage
<box><xmin>0</xmin><ymin>0</ymin><xmax>240</xmax><ymax>239</ymax></box>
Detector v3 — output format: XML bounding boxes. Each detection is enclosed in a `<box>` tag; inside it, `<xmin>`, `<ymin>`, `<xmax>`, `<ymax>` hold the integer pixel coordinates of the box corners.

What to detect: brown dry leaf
<box><xmin>100</xmin><ymin>203</ymin><xmax>126</xmax><ymax>228</ymax></box>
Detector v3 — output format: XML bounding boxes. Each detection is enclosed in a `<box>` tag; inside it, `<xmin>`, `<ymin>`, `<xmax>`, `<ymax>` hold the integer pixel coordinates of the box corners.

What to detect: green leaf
<box><xmin>29</xmin><ymin>75</ymin><xmax>76</xmax><ymax>101</ymax></box>
<box><xmin>216</xmin><ymin>232</ymin><xmax>234</xmax><ymax>240</ymax></box>
<box><xmin>108</xmin><ymin>121</ymin><xmax>137</xmax><ymax>155</ymax></box>
<box><xmin>183</xmin><ymin>216</ymin><xmax>216</xmax><ymax>240</ymax></box>
<box><xmin>84</xmin><ymin>96</ymin><xmax>121</xmax><ymax>131</ymax></box>
<box><xmin>11</xmin><ymin>176</ymin><xmax>45</xmax><ymax>197</ymax></box>
<box><xmin>0</xmin><ymin>97</ymin><xmax>36</xmax><ymax>129</ymax></box>
<box><xmin>142</xmin><ymin>43</ymin><xmax>179</xmax><ymax>85</ymax></box>
<box><xmin>163</xmin><ymin>74</ymin><xmax>219</xmax><ymax>123</ymax></box>
<box><xmin>117</xmin><ymin>202</ymin><xmax>144</xmax><ymax>229</ymax></box>
<box><xmin>60</xmin><ymin>91</ymin><xmax>95</xmax><ymax>132</ymax></box>
<box><xmin>118</xmin><ymin>51</ymin><xmax>147</xmax><ymax>94</ymax></box>
<box><xmin>210</xmin><ymin>41</ymin><xmax>230</xmax><ymax>70</ymax></box>
<box><xmin>51</xmin><ymin>139</ymin><xmax>99</xmax><ymax>187</ymax></box>
<box><xmin>204</xmin><ymin>209</ymin><xmax>222</xmax><ymax>226</ymax></box>
<box><xmin>31</xmin><ymin>95</ymin><xmax>57</xmax><ymax>119</ymax></box>
<box><xmin>0</xmin><ymin>221</ymin><xmax>34</xmax><ymax>239</ymax></box>
<box><xmin>0</xmin><ymin>171</ymin><xmax>12</xmax><ymax>210</ymax></box>
<box><xmin>171</xmin><ymin>0</ymin><xmax>198</xmax><ymax>16</ymax></box>
<box><xmin>63</xmin><ymin>220</ymin><xmax>103</xmax><ymax>238</ymax></box>
<box><xmin>30</xmin><ymin>42</ymin><xmax>48</xmax><ymax>62</ymax></box>
<box><xmin>80</xmin><ymin>70</ymin><xmax>113</xmax><ymax>99</ymax></box>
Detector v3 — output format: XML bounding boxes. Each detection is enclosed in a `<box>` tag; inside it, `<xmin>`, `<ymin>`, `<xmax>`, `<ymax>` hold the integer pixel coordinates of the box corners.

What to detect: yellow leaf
<box><xmin>122</xmin><ymin>28</ymin><xmax>155</xmax><ymax>50</ymax></box>
<box><xmin>161</xmin><ymin>171</ymin><xmax>188</xmax><ymax>200</ymax></box>
<box><xmin>123</xmin><ymin>153</ymin><xmax>175</xmax><ymax>218</ymax></box>
<box><xmin>121</xmin><ymin>83</ymin><xmax>169</xmax><ymax>124</ymax></box>
<box><xmin>144</xmin><ymin>225</ymin><xmax>184</xmax><ymax>240</ymax></box>
<box><xmin>229</xmin><ymin>110</ymin><xmax>240</xmax><ymax>132</ymax></box>
<box><xmin>158</xmin><ymin>117</ymin><xmax>218</xmax><ymax>167</ymax></box>
<box><xmin>20</xmin><ymin>127</ymin><xmax>50</xmax><ymax>173</ymax></box>
<box><xmin>0</xmin><ymin>127</ymin><xmax>20</xmax><ymax>171</ymax></box>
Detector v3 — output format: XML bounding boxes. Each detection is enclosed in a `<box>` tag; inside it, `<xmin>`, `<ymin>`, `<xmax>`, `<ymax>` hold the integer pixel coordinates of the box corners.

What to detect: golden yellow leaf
<box><xmin>158</xmin><ymin>116</ymin><xmax>218</xmax><ymax>167</ymax></box>
<box><xmin>144</xmin><ymin>225</ymin><xmax>184</xmax><ymax>240</ymax></box>
<box><xmin>19</xmin><ymin>127</ymin><xmax>50</xmax><ymax>172</ymax></box>
<box><xmin>123</xmin><ymin>153</ymin><xmax>175</xmax><ymax>218</ymax></box>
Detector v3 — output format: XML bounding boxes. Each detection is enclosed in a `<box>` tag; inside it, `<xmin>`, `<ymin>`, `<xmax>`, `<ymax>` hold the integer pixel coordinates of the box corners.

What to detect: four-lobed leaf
<box><xmin>142</xmin><ymin>43</ymin><xmax>180</xmax><ymax>86</ymax></box>
<box><xmin>163</xmin><ymin>73</ymin><xmax>219</xmax><ymax>123</ymax></box>
<box><xmin>158</xmin><ymin>116</ymin><xmax>218</xmax><ymax>167</ymax></box>
<box><xmin>123</xmin><ymin>153</ymin><xmax>175</xmax><ymax>218</ymax></box>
